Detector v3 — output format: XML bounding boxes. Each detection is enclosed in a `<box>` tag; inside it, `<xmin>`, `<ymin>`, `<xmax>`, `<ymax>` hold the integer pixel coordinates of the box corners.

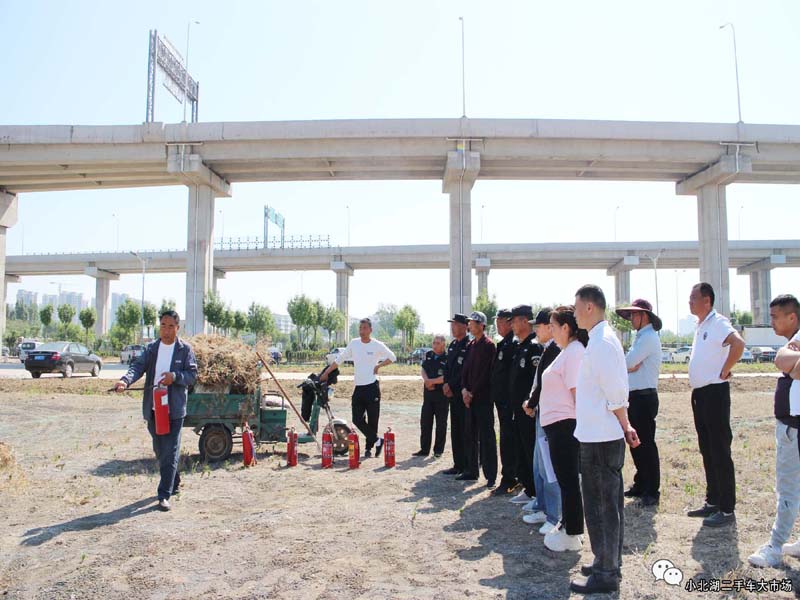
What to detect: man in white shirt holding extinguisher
<box><xmin>114</xmin><ymin>310</ymin><xmax>197</xmax><ymax>512</ymax></box>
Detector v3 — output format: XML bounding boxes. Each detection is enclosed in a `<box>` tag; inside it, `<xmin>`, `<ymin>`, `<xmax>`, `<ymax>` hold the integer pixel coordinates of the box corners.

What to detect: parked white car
<box><xmin>325</xmin><ymin>347</ymin><xmax>352</xmax><ymax>366</ymax></box>
<box><xmin>18</xmin><ymin>340</ymin><xmax>42</xmax><ymax>363</ymax></box>
<box><xmin>672</xmin><ymin>346</ymin><xmax>692</xmax><ymax>363</ymax></box>
<box><xmin>120</xmin><ymin>344</ymin><xmax>146</xmax><ymax>365</ymax></box>
<box><xmin>661</xmin><ymin>349</ymin><xmax>674</xmax><ymax>363</ymax></box>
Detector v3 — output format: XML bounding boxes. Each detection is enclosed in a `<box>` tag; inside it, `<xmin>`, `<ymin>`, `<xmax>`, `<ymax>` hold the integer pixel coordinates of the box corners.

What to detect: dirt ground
<box><xmin>0</xmin><ymin>376</ymin><xmax>798</xmax><ymax>599</ymax></box>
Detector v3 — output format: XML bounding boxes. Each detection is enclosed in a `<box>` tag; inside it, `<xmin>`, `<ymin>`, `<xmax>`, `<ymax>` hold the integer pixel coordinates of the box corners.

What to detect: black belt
<box><xmin>629</xmin><ymin>388</ymin><xmax>657</xmax><ymax>398</ymax></box>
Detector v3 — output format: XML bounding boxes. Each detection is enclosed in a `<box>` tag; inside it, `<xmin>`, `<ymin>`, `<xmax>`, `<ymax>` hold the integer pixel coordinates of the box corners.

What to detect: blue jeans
<box><xmin>147</xmin><ymin>416</ymin><xmax>184</xmax><ymax>501</ymax></box>
<box><xmin>771</xmin><ymin>422</ymin><xmax>800</xmax><ymax>548</ymax></box>
<box><xmin>533</xmin><ymin>412</ymin><xmax>562</xmax><ymax>526</ymax></box>
<box><xmin>581</xmin><ymin>438</ymin><xmax>625</xmax><ymax>579</ymax></box>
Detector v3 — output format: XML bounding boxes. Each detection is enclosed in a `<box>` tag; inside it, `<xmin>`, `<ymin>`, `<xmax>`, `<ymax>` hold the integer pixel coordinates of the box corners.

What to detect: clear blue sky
<box><xmin>3</xmin><ymin>0</ymin><xmax>799</xmax><ymax>333</ymax></box>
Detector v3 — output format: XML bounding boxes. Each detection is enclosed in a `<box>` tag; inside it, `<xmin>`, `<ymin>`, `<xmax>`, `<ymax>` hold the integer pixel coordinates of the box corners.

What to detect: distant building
<box><xmin>110</xmin><ymin>293</ymin><xmax>131</xmax><ymax>326</ymax></box>
<box><xmin>41</xmin><ymin>294</ymin><xmax>58</xmax><ymax>309</ymax></box>
<box><xmin>272</xmin><ymin>313</ymin><xmax>295</xmax><ymax>335</ymax></box>
<box><xmin>16</xmin><ymin>289</ymin><xmax>37</xmax><ymax>307</ymax></box>
<box><xmin>59</xmin><ymin>292</ymin><xmax>85</xmax><ymax>324</ymax></box>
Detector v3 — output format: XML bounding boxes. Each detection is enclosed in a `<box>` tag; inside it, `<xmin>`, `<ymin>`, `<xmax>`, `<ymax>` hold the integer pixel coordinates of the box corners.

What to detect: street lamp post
<box><xmin>183</xmin><ymin>20</ymin><xmax>200</xmax><ymax>123</ymax></box>
<box><xmin>719</xmin><ymin>23</ymin><xmax>743</xmax><ymax>123</ymax></box>
<box><xmin>130</xmin><ymin>251</ymin><xmax>149</xmax><ymax>341</ymax></box>
<box><xmin>643</xmin><ymin>249</ymin><xmax>665</xmax><ymax>321</ymax></box>
<box><xmin>217</xmin><ymin>209</ymin><xmax>224</xmax><ymax>248</ymax></box>
<box><xmin>459</xmin><ymin>16</ymin><xmax>466</xmax><ymax>118</ymax></box>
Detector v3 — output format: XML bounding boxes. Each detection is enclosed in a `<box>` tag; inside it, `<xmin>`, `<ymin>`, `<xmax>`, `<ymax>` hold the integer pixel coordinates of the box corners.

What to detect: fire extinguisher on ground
<box><xmin>153</xmin><ymin>386</ymin><xmax>170</xmax><ymax>435</ymax></box>
<box><xmin>384</xmin><ymin>427</ymin><xmax>396</xmax><ymax>468</ymax></box>
<box><xmin>321</xmin><ymin>427</ymin><xmax>333</xmax><ymax>469</ymax></box>
<box><xmin>348</xmin><ymin>428</ymin><xmax>360</xmax><ymax>469</ymax></box>
<box><xmin>286</xmin><ymin>427</ymin><xmax>298</xmax><ymax>467</ymax></box>
<box><xmin>243</xmin><ymin>423</ymin><xmax>257</xmax><ymax>467</ymax></box>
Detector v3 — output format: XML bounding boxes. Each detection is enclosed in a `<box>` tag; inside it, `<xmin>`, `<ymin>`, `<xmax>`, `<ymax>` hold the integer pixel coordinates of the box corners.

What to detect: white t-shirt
<box><xmin>337</xmin><ymin>338</ymin><xmax>397</xmax><ymax>387</ymax></box>
<box><xmin>789</xmin><ymin>332</ymin><xmax>800</xmax><ymax>416</ymax></box>
<box><xmin>155</xmin><ymin>341</ymin><xmax>175</xmax><ymax>385</ymax></box>
<box><xmin>688</xmin><ymin>311</ymin><xmax>736</xmax><ymax>389</ymax></box>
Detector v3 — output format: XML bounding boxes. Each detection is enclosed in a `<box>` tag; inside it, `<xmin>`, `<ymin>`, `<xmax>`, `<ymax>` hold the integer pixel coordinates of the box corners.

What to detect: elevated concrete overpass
<box><xmin>7</xmin><ymin>239</ymin><xmax>798</xmax><ymax>336</ymax></box>
<box><xmin>3</xmin><ymin>117</ymin><xmax>800</xmax><ymax>336</ymax></box>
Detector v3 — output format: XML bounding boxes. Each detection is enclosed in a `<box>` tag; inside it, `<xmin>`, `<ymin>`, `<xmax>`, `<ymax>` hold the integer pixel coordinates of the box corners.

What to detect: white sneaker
<box><xmin>544</xmin><ymin>526</ymin><xmax>583</xmax><ymax>552</ymax></box>
<box><xmin>748</xmin><ymin>543</ymin><xmax>782</xmax><ymax>568</ymax></box>
<box><xmin>521</xmin><ymin>499</ymin><xmax>538</xmax><ymax>512</ymax></box>
<box><xmin>522</xmin><ymin>511</ymin><xmax>547</xmax><ymax>525</ymax></box>
<box><xmin>782</xmin><ymin>540</ymin><xmax>800</xmax><ymax>558</ymax></box>
<box><xmin>510</xmin><ymin>491</ymin><xmax>532</xmax><ymax>505</ymax></box>
<box><xmin>539</xmin><ymin>521</ymin><xmax>558</xmax><ymax>535</ymax></box>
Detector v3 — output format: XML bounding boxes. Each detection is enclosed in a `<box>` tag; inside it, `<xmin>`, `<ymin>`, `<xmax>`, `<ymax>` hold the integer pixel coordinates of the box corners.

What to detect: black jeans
<box><xmin>691</xmin><ymin>382</ymin><xmax>736</xmax><ymax>513</ymax></box>
<box><xmin>420</xmin><ymin>391</ymin><xmax>449</xmax><ymax>455</ymax></box>
<box><xmin>449</xmin><ymin>391</ymin><xmax>466</xmax><ymax>471</ymax></box>
<box><xmin>581</xmin><ymin>439</ymin><xmax>625</xmax><ymax>579</ymax></box>
<box><xmin>494</xmin><ymin>397</ymin><xmax>517</xmax><ymax>485</ymax></box>
<box><xmin>512</xmin><ymin>408</ymin><xmax>537</xmax><ymax>497</ymax></box>
<box><xmin>352</xmin><ymin>381</ymin><xmax>381</xmax><ymax>449</ymax></box>
<box><xmin>147</xmin><ymin>416</ymin><xmax>184</xmax><ymax>501</ymax></box>
<box><xmin>544</xmin><ymin>418</ymin><xmax>583</xmax><ymax>535</ymax></box>
<box><xmin>463</xmin><ymin>400</ymin><xmax>498</xmax><ymax>481</ymax></box>
<box><xmin>627</xmin><ymin>389</ymin><xmax>661</xmax><ymax>497</ymax></box>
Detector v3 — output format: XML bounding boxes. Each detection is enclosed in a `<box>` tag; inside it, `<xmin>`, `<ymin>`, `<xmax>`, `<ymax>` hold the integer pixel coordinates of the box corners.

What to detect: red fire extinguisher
<box><xmin>321</xmin><ymin>428</ymin><xmax>333</xmax><ymax>469</ymax></box>
<box><xmin>242</xmin><ymin>423</ymin><xmax>257</xmax><ymax>467</ymax></box>
<box><xmin>153</xmin><ymin>386</ymin><xmax>170</xmax><ymax>435</ymax></box>
<box><xmin>286</xmin><ymin>427</ymin><xmax>298</xmax><ymax>467</ymax></box>
<box><xmin>348</xmin><ymin>428</ymin><xmax>360</xmax><ymax>469</ymax></box>
<box><xmin>384</xmin><ymin>427</ymin><xmax>396</xmax><ymax>468</ymax></box>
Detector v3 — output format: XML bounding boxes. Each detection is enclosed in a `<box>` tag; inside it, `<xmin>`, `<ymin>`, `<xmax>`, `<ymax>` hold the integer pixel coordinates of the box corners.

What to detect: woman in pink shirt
<box><xmin>541</xmin><ymin>305</ymin><xmax>589</xmax><ymax>552</ymax></box>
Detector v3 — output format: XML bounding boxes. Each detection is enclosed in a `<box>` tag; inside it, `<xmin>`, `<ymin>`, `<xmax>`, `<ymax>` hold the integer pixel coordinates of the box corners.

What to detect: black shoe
<box><xmin>580</xmin><ymin>565</ymin><xmax>622</xmax><ymax>579</ymax></box>
<box><xmin>491</xmin><ymin>485</ymin><xmax>512</xmax><ymax>496</ymax></box>
<box><xmin>374</xmin><ymin>438</ymin><xmax>384</xmax><ymax>457</ymax></box>
<box><xmin>639</xmin><ymin>494</ymin><xmax>659</xmax><ymax>507</ymax></box>
<box><xmin>412</xmin><ymin>450</ymin><xmax>428</xmax><ymax>457</ymax></box>
<box><xmin>442</xmin><ymin>467</ymin><xmax>461</xmax><ymax>475</ymax></box>
<box><xmin>172</xmin><ymin>486</ymin><xmax>181</xmax><ymax>497</ymax></box>
<box><xmin>486</xmin><ymin>480</ymin><xmax>496</xmax><ymax>489</ymax></box>
<box><xmin>433</xmin><ymin>453</ymin><xmax>442</xmax><ymax>458</ymax></box>
<box><xmin>363</xmin><ymin>449</ymin><xmax>372</xmax><ymax>459</ymax></box>
<box><xmin>455</xmin><ymin>473</ymin><xmax>478</xmax><ymax>481</ymax></box>
<box><xmin>623</xmin><ymin>486</ymin><xmax>642</xmax><ymax>498</ymax></box>
<box><xmin>687</xmin><ymin>503</ymin><xmax>718</xmax><ymax>518</ymax></box>
<box><xmin>570</xmin><ymin>574</ymin><xmax>619</xmax><ymax>594</ymax></box>
<box><xmin>703</xmin><ymin>511</ymin><xmax>736</xmax><ymax>528</ymax></box>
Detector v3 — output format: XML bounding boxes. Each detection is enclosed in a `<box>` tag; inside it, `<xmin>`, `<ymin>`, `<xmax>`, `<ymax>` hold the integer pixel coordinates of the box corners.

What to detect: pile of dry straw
<box><xmin>188</xmin><ymin>335</ymin><xmax>265</xmax><ymax>395</ymax></box>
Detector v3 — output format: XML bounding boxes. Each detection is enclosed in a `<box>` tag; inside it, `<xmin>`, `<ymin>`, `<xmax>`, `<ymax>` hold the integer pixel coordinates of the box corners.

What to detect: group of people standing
<box><xmin>412</xmin><ymin>281</ymin><xmax>772</xmax><ymax>595</ymax></box>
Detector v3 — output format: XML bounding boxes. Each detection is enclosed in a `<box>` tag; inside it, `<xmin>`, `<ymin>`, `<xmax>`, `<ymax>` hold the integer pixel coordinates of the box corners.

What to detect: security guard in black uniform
<box><xmin>490</xmin><ymin>308</ymin><xmax>519</xmax><ymax>495</ymax></box>
<box><xmin>442</xmin><ymin>313</ymin><xmax>470</xmax><ymax>476</ymax></box>
<box><xmin>508</xmin><ymin>304</ymin><xmax>544</xmax><ymax>504</ymax></box>
<box><xmin>414</xmin><ymin>334</ymin><xmax>449</xmax><ymax>457</ymax></box>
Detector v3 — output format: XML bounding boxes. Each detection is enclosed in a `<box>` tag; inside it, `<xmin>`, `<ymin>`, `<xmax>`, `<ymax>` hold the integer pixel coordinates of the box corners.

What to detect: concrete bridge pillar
<box><xmin>475</xmin><ymin>257</ymin><xmax>490</xmax><ymax>298</ymax></box>
<box><xmin>332</xmin><ymin>261</ymin><xmax>353</xmax><ymax>344</ymax></box>
<box><xmin>0</xmin><ymin>192</ymin><xmax>18</xmax><ymax>342</ymax></box>
<box><xmin>443</xmin><ymin>149</ymin><xmax>480</xmax><ymax>317</ymax></box>
<box><xmin>677</xmin><ymin>155</ymin><xmax>752</xmax><ymax>317</ymax></box>
<box><xmin>748</xmin><ymin>269</ymin><xmax>772</xmax><ymax>325</ymax></box>
<box><xmin>614</xmin><ymin>270</ymin><xmax>631</xmax><ymax>307</ymax></box>
<box><xmin>185</xmin><ymin>184</ymin><xmax>215</xmax><ymax>336</ymax></box>
<box><xmin>85</xmin><ymin>267</ymin><xmax>119</xmax><ymax>337</ymax></box>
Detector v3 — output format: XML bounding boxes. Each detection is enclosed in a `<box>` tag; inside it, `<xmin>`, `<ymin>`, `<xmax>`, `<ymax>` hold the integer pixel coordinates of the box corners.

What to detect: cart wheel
<box><xmin>333</xmin><ymin>424</ymin><xmax>351</xmax><ymax>456</ymax></box>
<box><xmin>199</xmin><ymin>424</ymin><xmax>233</xmax><ymax>462</ymax></box>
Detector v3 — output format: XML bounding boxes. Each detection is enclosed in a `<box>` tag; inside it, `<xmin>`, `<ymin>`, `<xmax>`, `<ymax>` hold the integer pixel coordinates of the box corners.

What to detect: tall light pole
<box><xmin>130</xmin><ymin>251</ymin><xmax>149</xmax><ymax>341</ymax></box>
<box><xmin>480</xmin><ymin>204</ymin><xmax>485</xmax><ymax>242</ymax></box>
<box><xmin>643</xmin><ymin>249</ymin><xmax>665</xmax><ymax>320</ymax></box>
<box><xmin>720</xmin><ymin>23</ymin><xmax>743</xmax><ymax>123</ymax></box>
<box><xmin>345</xmin><ymin>205</ymin><xmax>351</xmax><ymax>246</ymax></box>
<box><xmin>738</xmin><ymin>204</ymin><xmax>744</xmax><ymax>240</ymax></box>
<box><xmin>459</xmin><ymin>17</ymin><xmax>466</xmax><ymax>118</ymax></box>
<box><xmin>217</xmin><ymin>209</ymin><xmax>224</xmax><ymax>246</ymax></box>
<box><xmin>183</xmin><ymin>20</ymin><xmax>200</xmax><ymax>123</ymax></box>
<box><xmin>111</xmin><ymin>213</ymin><xmax>120</xmax><ymax>251</ymax></box>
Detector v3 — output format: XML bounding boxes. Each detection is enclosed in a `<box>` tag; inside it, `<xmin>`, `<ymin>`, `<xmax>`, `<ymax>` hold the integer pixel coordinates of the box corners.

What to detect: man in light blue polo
<box><xmin>616</xmin><ymin>299</ymin><xmax>663</xmax><ymax>507</ymax></box>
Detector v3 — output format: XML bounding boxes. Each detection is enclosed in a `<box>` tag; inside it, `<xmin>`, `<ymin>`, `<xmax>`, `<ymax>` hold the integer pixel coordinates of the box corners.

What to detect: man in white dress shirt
<box><xmin>570</xmin><ymin>284</ymin><xmax>640</xmax><ymax>595</ymax></box>
<box><xmin>322</xmin><ymin>317</ymin><xmax>396</xmax><ymax>458</ymax></box>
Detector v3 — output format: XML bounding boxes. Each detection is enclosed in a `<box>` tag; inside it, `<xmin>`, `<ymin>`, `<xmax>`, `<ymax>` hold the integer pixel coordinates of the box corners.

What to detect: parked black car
<box><xmin>25</xmin><ymin>341</ymin><xmax>103</xmax><ymax>378</ymax></box>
